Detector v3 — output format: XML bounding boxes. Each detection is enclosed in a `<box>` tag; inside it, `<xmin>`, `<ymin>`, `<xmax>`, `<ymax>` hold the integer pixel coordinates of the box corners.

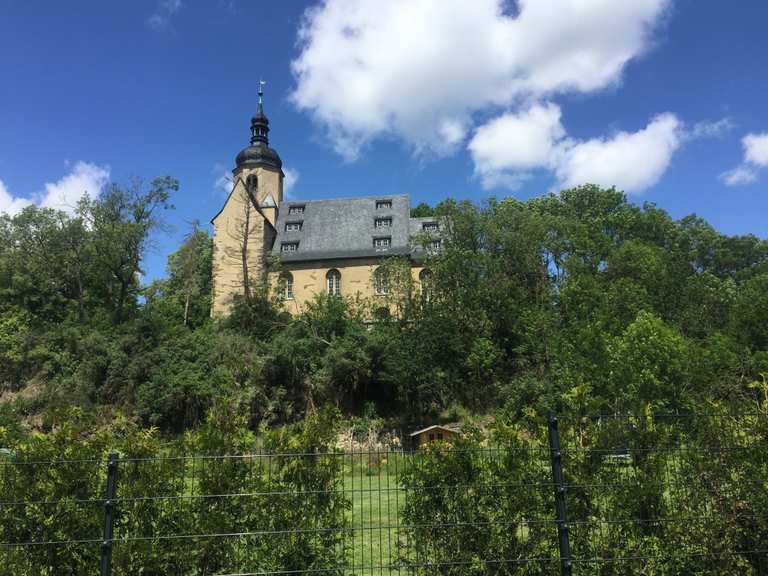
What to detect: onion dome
<box><xmin>235</xmin><ymin>81</ymin><xmax>283</xmax><ymax>171</ymax></box>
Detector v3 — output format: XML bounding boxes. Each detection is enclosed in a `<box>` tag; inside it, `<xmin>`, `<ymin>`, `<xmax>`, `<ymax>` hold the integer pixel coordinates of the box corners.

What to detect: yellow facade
<box><xmin>211</xmin><ymin>165</ymin><xmax>283</xmax><ymax>316</ymax></box>
<box><xmin>272</xmin><ymin>258</ymin><xmax>425</xmax><ymax>315</ymax></box>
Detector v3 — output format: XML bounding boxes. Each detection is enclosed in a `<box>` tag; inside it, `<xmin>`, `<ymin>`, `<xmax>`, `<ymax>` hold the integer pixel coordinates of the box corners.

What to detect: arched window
<box><xmin>419</xmin><ymin>269</ymin><xmax>432</xmax><ymax>301</ymax></box>
<box><xmin>374</xmin><ymin>267</ymin><xmax>389</xmax><ymax>295</ymax></box>
<box><xmin>283</xmin><ymin>272</ymin><xmax>294</xmax><ymax>300</ymax></box>
<box><xmin>375</xmin><ymin>307</ymin><xmax>391</xmax><ymax>321</ymax></box>
<box><xmin>245</xmin><ymin>174</ymin><xmax>258</xmax><ymax>193</ymax></box>
<box><xmin>326</xmin><ymin>269</ymin><xmax>341</xmax><ymax>296</ymax></box>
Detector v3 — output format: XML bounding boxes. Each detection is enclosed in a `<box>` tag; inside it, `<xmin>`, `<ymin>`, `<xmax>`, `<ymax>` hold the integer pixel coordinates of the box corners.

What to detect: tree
<box><xmin>85</xmin><ymin>177</ymin><xmax>176</xmax><ymax>323</ymax></box>
<box><xmin>166</xmin><ymin>223</ymin><xmax>213</xmax><ymax>326</ymax></box>
<box><xmin>410</xmin><ymin>202</ymin><xmax>436</xmax><ymax>217</ymax></box>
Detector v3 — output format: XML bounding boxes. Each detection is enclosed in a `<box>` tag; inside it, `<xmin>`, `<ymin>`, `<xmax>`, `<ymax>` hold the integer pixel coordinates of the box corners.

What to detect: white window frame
<box><xmin>326</xmin><ymin>269</ymin><xmax>341</xmax><ymax>296</ymax></box>
<box><xmin>281</xmin><ymin>242</ymin><xmax>299</xmax><ymax>253</ymax></box>
<box><xmin>284</xmin><ymin>274</ymin><xmax>294</xmax><ymax>300</ymax></box>
<box><xmin>374</xmin><ymin>217</ymin><xmax>392</xmax><ymax>228</ymax></box>
<box><xmin>288</xmin><ymin>205</ymin><xmax>305</xmax><ymax>215</ymax></box>
<box><xmin>422</xmin><ymin>222</ymin><xmax>439</xmax><ymax>232</ymax></box>
<box><xmin>374</xmin><ymin>270</ymin><xmax>389</xmax><ymax>295</ymax></box>
<box><xmin>374</xmin><ymin>237</ymin><xmax>391</xmax><ymax>251</ymax></box>
<box><xmin>285</xmin><ymin>221</ymin><xmax>303</xmax><ymax>232</ymax></box>
<box><xmin>375</xmin><ymin>200</ymin><xmax>392</xmax><ymax>210</ymax></box>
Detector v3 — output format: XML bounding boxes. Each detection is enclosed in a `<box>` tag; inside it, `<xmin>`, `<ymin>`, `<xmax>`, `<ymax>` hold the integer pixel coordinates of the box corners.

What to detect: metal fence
<box><xmin>1</xmin><ymin>412</ymin><xmax>767</xmax><ymax>575</ymax></box>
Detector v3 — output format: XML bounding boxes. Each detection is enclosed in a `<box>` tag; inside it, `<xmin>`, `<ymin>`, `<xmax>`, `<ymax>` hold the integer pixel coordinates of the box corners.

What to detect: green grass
<box><xmin>343</xmin><ymin>453</ymin><xmax>408</xmax><ymax>573</ymax></box>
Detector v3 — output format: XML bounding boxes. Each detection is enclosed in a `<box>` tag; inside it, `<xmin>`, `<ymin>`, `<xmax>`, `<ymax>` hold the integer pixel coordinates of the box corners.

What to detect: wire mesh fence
<box><xmin>1</xmin><ymin>412</ymin><xmax>767</xmax><ymax>575</ymax></box>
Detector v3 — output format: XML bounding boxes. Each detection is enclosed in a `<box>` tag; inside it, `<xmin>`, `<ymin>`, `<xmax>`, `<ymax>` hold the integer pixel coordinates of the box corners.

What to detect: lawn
<box><xmin>343</xmin><ymin>451</ymin><xmax>407</xmax><ymax>574</ymax></box>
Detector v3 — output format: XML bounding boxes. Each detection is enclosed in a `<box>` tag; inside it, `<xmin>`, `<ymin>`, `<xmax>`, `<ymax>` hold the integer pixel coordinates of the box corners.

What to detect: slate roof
<box><xmin>272</xmin><ymin>194</ymin><xmax>441</xmax><ymax>263</ymax></box>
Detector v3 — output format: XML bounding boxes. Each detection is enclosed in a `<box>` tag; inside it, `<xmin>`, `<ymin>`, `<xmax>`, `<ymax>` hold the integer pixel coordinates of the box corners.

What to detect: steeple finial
<box><xmin>250</xmin><ymin>80</ymin><xmax>270</xmax><ymax>146</ymax></box>
<box><xmin>258</xmin><ymin>79</ymin><xmax>266</xmax><ymax>105</ymax></box>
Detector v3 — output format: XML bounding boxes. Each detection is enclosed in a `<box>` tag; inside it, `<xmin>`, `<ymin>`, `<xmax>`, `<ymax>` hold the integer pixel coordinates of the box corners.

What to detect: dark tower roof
<box><xmin>235</xmin><ymin>81</ymin><xmax>283</xmax><ymax>171</ymax></box>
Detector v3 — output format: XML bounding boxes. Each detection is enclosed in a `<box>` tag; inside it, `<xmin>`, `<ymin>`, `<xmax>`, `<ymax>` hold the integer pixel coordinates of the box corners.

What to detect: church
<box><xmin>211</xmin><ymin>89</ymin><xmax>440</xmax><ymax>316</ymax></box>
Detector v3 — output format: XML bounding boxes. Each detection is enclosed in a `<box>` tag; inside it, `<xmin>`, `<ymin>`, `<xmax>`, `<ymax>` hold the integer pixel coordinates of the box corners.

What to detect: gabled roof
<box><xmin>210</xmin><ymin>175</ymin><xmax>275</xmax><ymax>234</ymax></box>
<box><xmin>409</xmin><ymin>424</ymin><xmax>461</xmax><ymax>437</ymax></box>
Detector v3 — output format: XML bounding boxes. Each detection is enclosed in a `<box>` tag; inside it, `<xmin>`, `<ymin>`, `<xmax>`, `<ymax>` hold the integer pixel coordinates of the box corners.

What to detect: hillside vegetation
<box><xmin>1</xmin><ymin>182</ymin><xmax>767</xmax><ymax>436</ymax></box>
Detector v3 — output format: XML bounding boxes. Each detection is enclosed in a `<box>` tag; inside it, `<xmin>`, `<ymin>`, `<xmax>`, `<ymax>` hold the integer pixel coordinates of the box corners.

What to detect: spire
<box><xmin>250</xmin><ymin>80</ymin><xmax>269</xmax><ymax>145</ymax></box>
<box><xmin>235</xmin><ymin>79</ymin><xmax>282</xmax><ymax>171</ymax></box>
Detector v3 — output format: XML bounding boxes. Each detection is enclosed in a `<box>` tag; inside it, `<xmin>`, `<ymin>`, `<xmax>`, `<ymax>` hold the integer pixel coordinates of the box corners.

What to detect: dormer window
<box><xmin>288</xmin><ymin>205</ymin><xmax>305</xmax><ymax>215</ymax></box>
<box><xmin>285</xmin><ymin>221</ymin><xmax>303</xmax><ymax>232</ymax></box>
<box><xmin>422</xmin><ymin>221</ymin><xmax>439</xmax><ymax>232</ymax></box>
<box><xmin>375</xmin><ymin>217</ymin><xmax>392</xmax><ymax>228</ymax></box>
<box><xmin>376</xmin><ymin>200</ymin><xmax>392</xmax><ymax>210</ymax></box>
<box><xmin>374</xmin><ymin>237</ymin><xmax>391</xmax><ymax>251</ymax></box>
<box><xmin>281</xmin><ymin>242</ymin><xmax>299</xmax><ymax>253</ymax></box>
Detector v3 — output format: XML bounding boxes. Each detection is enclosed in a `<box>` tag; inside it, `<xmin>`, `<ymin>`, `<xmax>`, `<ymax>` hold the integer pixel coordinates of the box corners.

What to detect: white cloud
<box><xmin>291</xmin><ymin>0</ymin><xmax>670</xmax><ymax>159</ymax></box>
<box><xmin>721</xmin><ymin>131</ymin><xmax>768</xmax><ymax>187</ymax></box>
<box><xmin>0</xmin><ymin>162</ymin><xmax>110</xmax><ymax>217</ymax></box>
<box><xmin>148</xmin><ymin>0</ymin><xmax>183</xmax><ymax>30</ymax></box>
<box><xmin>469</xmin><ymin>103</ymin><xmax>565</xmax><ymax>188</ymax></box>
<box><xmin>469</xmin><ymin>104</ymin><xmax>693</xmax><ymax>194</ymax></box>
<box><xmin>554</xmin><ymin>113</ymin><xmax>681</xmax><ymax>193</ymax></box>
<box><xmin>38</xmin><ymin>162</ymin><xmax>110</xmax><ymax>213</ymax></box>
<box><xmin>687</xmin><ymin>118</ymin><xmax>734</xmax><ymax>140</ymax></box>
<box><xmin>720</xmin><ymin>165</ymin><xmax>757</xmax><ymax>187</ymax></box>
<box><xmin>283</xmin><ymin>168</ymin><xmax>300</xmax><ymax>198</ymax></box>
<box><xmin>0</xmin><ymin>180</ymin><xmax>33</xmax><ymax>216</ymax></box>
<box><xmin>213</xmin><ymin>164</ymin><xmax>233</xmax><ymax>196</ymax></box>
<box><xmin>743</xmin><ymin>133</ymin><xmax>768</xmax><ymax>167</ymax></box>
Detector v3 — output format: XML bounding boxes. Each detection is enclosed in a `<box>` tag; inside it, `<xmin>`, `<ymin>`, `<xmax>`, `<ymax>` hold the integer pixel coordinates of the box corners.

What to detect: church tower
<box><xmin>211</xmin><ymin>83</ymin><xmax>284</xmax><ymax>315</ymax></box>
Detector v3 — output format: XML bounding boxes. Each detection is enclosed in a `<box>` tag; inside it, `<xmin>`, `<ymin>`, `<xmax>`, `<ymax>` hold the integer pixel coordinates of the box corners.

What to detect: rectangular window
<box><xmin>281</xmin><ymin>242</ymin><xmax>299</xmax><ymax>253</ymax></box>
<box><xmin>428</xmin><ymin>239</ymin><xmax>441</xmax><ymax>252</ymax></box>
<box><xmin>376</xmin><ymin>200</ymin><xmax>392</xmax><ymax>210</ymax></box>
<box><xmin>285</xmin><ymin>221</ymin><xmax>303</xmax><ymax>232</ymax></box>
<box><xmin>373</xmin><ymin>237</ymin><xmax>391</xmax><ymax>250</ymax></box>
<box><xmin>422</xmin><ymin>221</ymin><xmax>439</xmax><ymax>232</ymax></box>
<box><xmin>288</xmin><ymin>205</ymin><xmax>305</xmax><ymax>214</ymax></box>
<box><xmin>374</xmin><ymin>217</ymin><xmax>392</xmax><ymax>228</ymax></box>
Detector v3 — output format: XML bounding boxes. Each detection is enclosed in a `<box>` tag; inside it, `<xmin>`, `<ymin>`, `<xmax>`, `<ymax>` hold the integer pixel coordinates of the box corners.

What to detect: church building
<box><xmin>211</xmin><ymin>88</ymin><xmax>440</xmax><ymax>316</ymax></box>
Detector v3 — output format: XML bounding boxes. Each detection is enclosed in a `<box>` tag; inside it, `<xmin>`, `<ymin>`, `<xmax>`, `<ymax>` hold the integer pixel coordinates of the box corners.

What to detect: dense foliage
<box><xmin>1</xmin><ymin>183</ymin><xmax>767</xmax><ymax>434</ymax></box>
<box><xmin>400</xmin><ymin>410</ymin><xmax>768</xmax><ymax>575</ymax></box>
<box><xmin>0</xmin><ymin>406</ymin><xmax>347</xmax><ymax>575</ymax></box>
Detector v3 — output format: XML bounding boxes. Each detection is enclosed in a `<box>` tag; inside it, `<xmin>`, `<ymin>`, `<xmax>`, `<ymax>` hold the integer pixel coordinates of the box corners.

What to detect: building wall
<box><xmin>271</xmin><ymin>257</ymin><xmax>426</xmax><ymax>315</ymax></box>
<box><xmin>412</xmin><ymin>428</ymin><xmax>457</xmax><ymax>448</ymax></box>
<box><xmin>211</xmin><ymin>165</ymin><xmax>283</xmax><ymax>316</ymax></box>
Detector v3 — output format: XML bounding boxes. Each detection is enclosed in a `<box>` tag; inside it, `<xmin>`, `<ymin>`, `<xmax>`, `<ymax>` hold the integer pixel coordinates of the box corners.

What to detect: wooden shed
<box><xmin>409</xmin><ymin>424</ymin><xmax>460</xmax><ymax>448</ymax></box>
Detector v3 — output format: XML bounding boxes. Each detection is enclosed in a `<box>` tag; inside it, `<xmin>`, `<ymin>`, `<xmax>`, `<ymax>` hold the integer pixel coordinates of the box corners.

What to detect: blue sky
<box><xmin>1</xmin><ymin>0</ymin><xmax>767</xmax><ymax>281</ymax></box>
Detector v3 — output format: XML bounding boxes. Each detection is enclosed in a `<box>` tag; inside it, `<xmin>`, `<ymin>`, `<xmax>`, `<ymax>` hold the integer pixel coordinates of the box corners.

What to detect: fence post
<box><xmin>548</xmin><ymin>415</ymin><xmax>572</xmax><ymax>576</ymax></box>
<box><xmin>100</xmin><ymin>452</ymin><xmax>119</xmax><ymax>576</ymax></box>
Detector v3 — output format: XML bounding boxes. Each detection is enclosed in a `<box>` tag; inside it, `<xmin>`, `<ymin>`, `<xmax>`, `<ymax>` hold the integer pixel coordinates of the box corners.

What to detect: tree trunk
<box><xmin>183</xmin><ymin>293</ymin><xmax>190</xmax><ymax>326</ymax></box>
<box><xmin>241</xmin><ymin>202</ymin><xmax>251</xmax><ymax>302</ymax></box>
